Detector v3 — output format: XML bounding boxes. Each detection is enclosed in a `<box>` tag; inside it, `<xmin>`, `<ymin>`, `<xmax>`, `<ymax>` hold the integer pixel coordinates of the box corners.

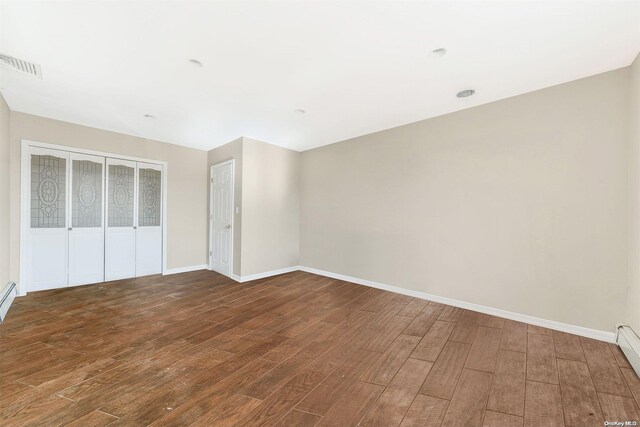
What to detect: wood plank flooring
<box><xmin>1</xmin><ymin>270</ymin><xmax>639</xmax><ymax>426</ymax></box>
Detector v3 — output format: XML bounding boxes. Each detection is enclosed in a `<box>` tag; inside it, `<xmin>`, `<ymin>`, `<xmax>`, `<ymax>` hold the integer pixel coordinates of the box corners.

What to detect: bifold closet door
<box><xmin>68</xmin><ymin>153</ymin><xmax>105</xmax><ymax>286</ymax></box>
<box><xmin>28</xmin><ymin>147</ymin><xmax>69</xmax><ymax>291</ymax></box>
<box><xmin>105</xmin><ymin>158</ymin><xmax>137</xmax><ymax>281</ymax></box>
<box><xmin>135</xmin><ymin>163</ymin><xmax>163</xmax><ymax>277</ymax></box>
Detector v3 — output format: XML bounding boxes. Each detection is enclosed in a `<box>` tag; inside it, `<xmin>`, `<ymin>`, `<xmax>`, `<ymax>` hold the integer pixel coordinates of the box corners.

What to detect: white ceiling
<box><xmin>1</xmin><ymin>1</ymin><xmax>639</xmax><ymax>152</ymax></box>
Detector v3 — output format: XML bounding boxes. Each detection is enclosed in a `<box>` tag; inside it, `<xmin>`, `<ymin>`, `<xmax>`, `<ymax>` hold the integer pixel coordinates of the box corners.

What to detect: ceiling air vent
<box><xmin>0</xmin><ymin>54</ymin><xmax>42</xmax><ymax>79</ymax></box>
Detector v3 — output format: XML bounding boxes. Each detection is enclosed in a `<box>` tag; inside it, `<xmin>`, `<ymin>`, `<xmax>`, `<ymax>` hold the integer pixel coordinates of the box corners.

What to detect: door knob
<box><xmin>225</xmin><ymin>224</ymin><xmax>231</xmax><ymax>229</ymax></box>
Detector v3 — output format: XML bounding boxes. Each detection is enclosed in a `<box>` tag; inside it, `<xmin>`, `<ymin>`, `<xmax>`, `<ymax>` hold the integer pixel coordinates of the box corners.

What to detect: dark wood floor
<box><xmin>1</xmin><ymin>270</ymin><xmax>639</xmax><ymax>426</ymax></box>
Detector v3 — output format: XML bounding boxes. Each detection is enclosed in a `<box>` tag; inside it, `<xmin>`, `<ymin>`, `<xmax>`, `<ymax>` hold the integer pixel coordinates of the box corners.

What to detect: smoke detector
<box><xmin>0</xmin><ymin>54</ymin><xmax>43</xmax><ymax>79</ymax></box>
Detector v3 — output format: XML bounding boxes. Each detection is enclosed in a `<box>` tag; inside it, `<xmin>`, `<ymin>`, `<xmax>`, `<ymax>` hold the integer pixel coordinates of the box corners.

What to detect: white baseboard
<box><xmin>298</xmin><ymin>266</ymin><xmax>616</xmax><ymax>343</ymax></box>
<box><xmin>0</xmin><ymin>283</ymin><xmax>17</xmax><ymax>322</ymax></box>
<box><xmin>231</xmin><ymin>266</ymin><xmax>301</xmax><ymax>283</ymax></box>
<box><xmin>163</xmin><ymin>263</ymin><xmax>616</xmax><ymax>342</ymax></box>
<box><xmin>163</xmin><ymin>264</ymin><xmax>208</xmax><ymax>275</ymax></box>
<box><xmin>617</xmin><ymin>325</ymin><xmax>640</xmax><ymax>375</ymax></box>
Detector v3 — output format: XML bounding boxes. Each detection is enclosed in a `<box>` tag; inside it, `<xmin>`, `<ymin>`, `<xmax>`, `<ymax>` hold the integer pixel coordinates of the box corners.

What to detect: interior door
<box><xmin>135</xmin><ymin>163</ymin><xmax>163</xmax><ymax>277</ymax></box>
<box><xmin>105</xmin><ymin>158</ymin><xmax>137</xmax><ymax>281</ymax></box>
<box><xmin>68</xmin><ymin>153</ymin><xmax>105</xmax><ymax>286</ymax></box>
<box><xmin>28</xmin><ymin>147</ymin><xmax>69</xmax><ymax>291</ymax></box>
<box><xmin>210</xmin><ymin>161</ymin><xmax>233</xmax><ymax>276</ymax></box>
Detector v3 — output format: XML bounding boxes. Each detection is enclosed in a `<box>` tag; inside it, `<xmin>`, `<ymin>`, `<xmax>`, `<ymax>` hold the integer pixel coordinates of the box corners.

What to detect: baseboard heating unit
<box><xmin>0</xmin><ymin>282</ymin><xmax>17</xmax><ymax>322</ymax></box>
<box><xmin>616</xmin><ymin>324</ymin><xmax>640</xmax><ymax>376</ymax></box>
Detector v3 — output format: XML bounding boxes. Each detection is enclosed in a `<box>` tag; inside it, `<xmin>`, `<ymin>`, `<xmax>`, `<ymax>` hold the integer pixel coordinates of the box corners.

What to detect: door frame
<box><xmin>20</xmin><ymin>139</ymin><xmax>168</xmax><ymax>296</ymax></box>
<box><xmin>209</xmin><ymin>159</ymin><xmax>234</xmax><ymax>278</ymax></box>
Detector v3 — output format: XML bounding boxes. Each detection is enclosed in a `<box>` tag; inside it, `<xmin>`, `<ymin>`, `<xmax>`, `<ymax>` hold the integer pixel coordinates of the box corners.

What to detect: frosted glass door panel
<box><xmin>108</xmin><ymin>164</ymin><xmax>135</xmax><ymax>227</ymax></box>
<box><xmin>72</xmin><ymin>160</ymin><xmax>102</xmax><ymax>228</ymax></box>
<box><xmin>31</xmin><ymin>154</ymin><xmax>66</xmax><ymax>228</ymax></box>
<box><xmin>138</xmin><ymin>168</ymin><xmax>161</xmax><ymax>227</ymax></box>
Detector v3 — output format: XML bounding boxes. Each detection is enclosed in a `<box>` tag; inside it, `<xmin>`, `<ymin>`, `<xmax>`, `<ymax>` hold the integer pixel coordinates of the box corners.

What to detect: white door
<box><xmin>105</xmin><ymin>158</ymin><xmax>137</xmax><ymax>281</ymax></box>
<box><xmin>135</xmin><ymin>163</ymin><xmax>163</xmax><ymax>277</ymax></box>
<box><xmin>210</xmin><ymin>161</ymin><xmax>233</xmax><ymax>276</ymax></box>
<box><xmin>27</xmin><ymin>147</ymin><xmax>69</xmax><ymax>291</ymax></box>
<box><xmin>68</xmin><ymin>153</ymin><xmax>105</xmax><ymax>286</ymax></box>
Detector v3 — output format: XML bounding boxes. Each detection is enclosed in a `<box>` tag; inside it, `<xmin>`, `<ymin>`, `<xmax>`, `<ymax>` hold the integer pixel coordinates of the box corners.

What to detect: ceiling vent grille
<box><xmin>0</xmin><ymin>54</ymin><xmax>42</xmax><ymax>79</ymax></box>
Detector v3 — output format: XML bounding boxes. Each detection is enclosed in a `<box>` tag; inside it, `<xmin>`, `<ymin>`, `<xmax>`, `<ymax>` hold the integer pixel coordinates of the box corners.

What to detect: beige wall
<box><xmin>0</xmin><ymin>94</ymin><xmax>10</xmax><ymax>289</ymax></box>
<box><xmin>207</xmin><ymin>137</ymin><xmax>243</xmax><ymax>276</ymax></box>
<box><xmin>628</xmin><ymin>54</ymin><xmax>640</xmax><ymax>333</ymax></box>
<box><xmin>241</xmin><ymin>137</ymin><xmax>299</xmax><ymax>276</ymax></box>
<box><xmin>301</xmin><ymin>68</ymin><xmax>630</xmax><ymax>332</ymax></box>
<box><xmin>9</xmin><ymin>112</ymin><xmax>208</xmax><ymax>287</ymax></box>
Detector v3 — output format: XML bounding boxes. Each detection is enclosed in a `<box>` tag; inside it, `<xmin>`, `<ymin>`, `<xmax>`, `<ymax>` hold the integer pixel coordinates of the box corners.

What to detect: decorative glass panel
<box><xmin>108</xmin><ymin>165</ymin><xmax>134</xmax><ymax>227</ymax></box>
<box><xmin>31</xmin><ymin>155</ymin><xmax>66</xmax><ymax>228</ymax></box>
<box><xmin>138</xmin><ymin>168</ymin><xmax>161</xmax><ymax>227</ymax></box>
<box><xmin>72</xmin><ymin>160</ymin><xmax>102</xmax><ymax>228</ymax></box>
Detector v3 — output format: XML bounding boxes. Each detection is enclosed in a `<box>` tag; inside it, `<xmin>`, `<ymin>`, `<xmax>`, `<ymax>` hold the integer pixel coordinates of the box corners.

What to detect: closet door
<box><xmin>135</xmin><ymin>163</ymin><xmax>163</xmax><ymax>276</ymax></box>
<box><xmin>68</xmin><ymin>153</ymin><xmax>105</xmax><ymax>286</ymax></box>
<box><xmin>105</xmin><ymin>158</ymin><xmax>137</xmax><ymax>281</ymax></box>
<box><xmin>28</xmin><ymin>147</ymin><xmax>69</xmax><ymax>291</ymax></box>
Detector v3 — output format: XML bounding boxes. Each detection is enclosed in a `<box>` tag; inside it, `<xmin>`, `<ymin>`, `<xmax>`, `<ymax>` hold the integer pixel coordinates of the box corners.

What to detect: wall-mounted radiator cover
<box><xmin>0</xmin><ymin>282</ymin><xmax>17</xmax><ymax>322</ymax></box>
<box><xmin>616</xmin><ymin>324</ymin><xmax>640</xmax><ymax>376</ymax></box>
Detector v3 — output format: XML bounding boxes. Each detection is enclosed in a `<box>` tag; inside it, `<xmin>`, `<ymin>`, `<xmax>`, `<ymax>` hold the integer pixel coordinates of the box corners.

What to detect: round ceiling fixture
<box><xmin>294</xmin><ymin>109</ymin><xmax>306</xmax><ymax>115</ymax></box>
<box><xmin>431</xmin><ymin>48</ymin><xmax>447</xmax><ymax>57</ymax></box>
<box><xmin>143</xmin><ymin>114</ymin><xmax>156</xmax><ymax>119</ymax></box>
<box><xmin>188</xmin><ymin>59</ymin><xmax>203</xmax><ymax>67</ymax></box>
<box><xmin>456</xmin><ymin>89</ymin><xmax>475</xmax><ymax>98</ymax></box>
